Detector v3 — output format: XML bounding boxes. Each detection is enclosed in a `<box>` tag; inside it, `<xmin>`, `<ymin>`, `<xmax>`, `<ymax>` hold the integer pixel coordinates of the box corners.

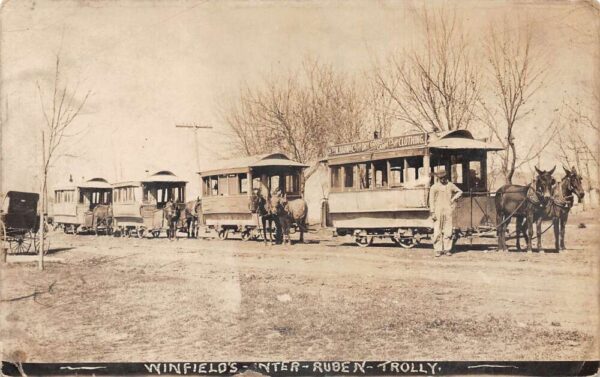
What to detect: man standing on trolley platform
<box><xmin>429</xmin><ymin>170</ymin><xmax>463</xmax><ymax>257</ymax></box>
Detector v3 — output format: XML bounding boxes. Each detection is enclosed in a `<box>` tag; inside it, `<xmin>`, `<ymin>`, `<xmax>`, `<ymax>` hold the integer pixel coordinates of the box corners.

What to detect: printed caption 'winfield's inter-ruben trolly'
<box><xmin>327</xmin><ymin>133</ymin><xmax>427</xmax><ymax>157</ymax></box>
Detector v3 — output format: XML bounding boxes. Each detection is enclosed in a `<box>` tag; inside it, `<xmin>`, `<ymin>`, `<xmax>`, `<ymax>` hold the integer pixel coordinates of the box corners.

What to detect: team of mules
<box><xmin>250</xmin><ymin>191</ymin><xmax>308</xmax><ymax>245</ymax></box>
<box><xmin>495</xmin><ymin>166</ymin><xmax>585</xmax><ymax>253</ymax></box>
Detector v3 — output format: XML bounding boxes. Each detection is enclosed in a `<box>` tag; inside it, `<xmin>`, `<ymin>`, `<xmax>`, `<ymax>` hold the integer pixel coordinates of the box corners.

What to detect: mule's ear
<box><xmin>571</xmin><ymin>166</ymin><xmax>578</xmax><ymax>174</ymax></box>
<box><xmin>535</xmin><ymin>166</ymin><xmax>542</xmax><ymax>175</ymax></box>
<box><xmin>548</xmin><ymin>166</ymin><xmax>556</xmax><ymax>175</ymax></box>
<box><xmin>563</xmin><ymin>166</ymin><xmax>571</xmax><ymax>175</ymax></box>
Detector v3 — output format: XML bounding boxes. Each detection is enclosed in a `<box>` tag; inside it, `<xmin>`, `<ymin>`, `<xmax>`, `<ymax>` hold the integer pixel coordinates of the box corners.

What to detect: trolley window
<box><xmin>468</xmin><ymin>161</ymin><xmax>484</xmax><ymax>191</ymax></box>
<box><xmin>331</xmin><ymin>166</ymin><xmax>342</xmax><ymax>189</ymax></box>
<box><xmin>285</xmin><ymin>174</ymin><xmax>300</xmax><ymax>195</ymax></box>
<box><xmin>390</xmin><ymin>159</ymin><xmax>403</xmax><ymax>187</ymax></box>
<box><xmin>228</xmin><ymin>174</ymin><xmax>239</xmax><ymax>195</ymax></box>
<box><xmin>270</xmin><ymin>175</ymin><xmax>281</xmax><ymax>194</ymax></box>
<box><xmin>357</xmin><ymin>163</ymin><xmax>371</xmax><ymax>189</ymax></box>
<box><xmin>343</xmin><ymin>165</ymin><xmax>354</xmax><ymax>190</ymax></box>
<box><xmin>210</xmin><ymin>177</ymin><xmax>218</xmax><ymax>196</ymax></box>
<box><xmin>239</xmin><ymin>173</ymin><xmax>248</xmax><ymax>194</ymax></box>
<box><xmin>373</xmin><ymin>160</ymin><xmax>387</xmax><ymax>188</ymax></box>
<box><xmin>218</xmin><ymin>175</ymin><xmax>228</xmax><ymax>196</ymax></box>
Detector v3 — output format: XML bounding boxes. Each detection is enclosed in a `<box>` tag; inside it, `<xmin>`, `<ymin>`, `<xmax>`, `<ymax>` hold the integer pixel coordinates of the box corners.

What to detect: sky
<box><xmin>1</xmin><ymin>0</ymin><xmax>598</xmax><ymax>198</ymax></box>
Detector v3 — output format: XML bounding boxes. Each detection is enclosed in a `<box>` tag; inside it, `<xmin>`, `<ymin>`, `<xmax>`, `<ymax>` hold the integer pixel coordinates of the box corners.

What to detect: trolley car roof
<box><xmin>325</xmin><ymin>130</ymin><xmax>503</xmax><ymax>165</ymax></box>
<box><xmin>54</xmin><ymin>177</ymin><xmax>112</xmax><ymax>191</ymax></box>
<box><xmin>112</xmin><ymin>171</ymin><xmax>187</xmax><ymax>187</ymax></box>
<box><xmin>198</xmin><ymin>153</ymin><xmax>308</xmax><ymax>176</ymax></box>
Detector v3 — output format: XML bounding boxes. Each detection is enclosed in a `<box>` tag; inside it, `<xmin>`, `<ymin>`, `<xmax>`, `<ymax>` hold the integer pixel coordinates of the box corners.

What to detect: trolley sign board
<box><xmin>326</xmin><ymin>133</ymin><xmax>427</xmax><ymax>157</ymax></box>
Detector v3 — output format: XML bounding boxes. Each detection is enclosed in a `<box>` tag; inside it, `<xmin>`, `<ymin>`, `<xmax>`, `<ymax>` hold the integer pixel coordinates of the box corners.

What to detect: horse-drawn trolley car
<box><xmin>323</xmin><ymin>130</ymin><xmax>503</xmax><ymax>247</ymax></box>
<box><xmin>53</xmin><ymin>178</ymin><xmax>112</xmax><ymax>234</ymax></box>
<box><xmin>111</xmin><ymin>171</ymin><xmax>187</xmax><ymax>238</ymax></box>
<box><xmin>199</xmin><ymin>153</ymin><xmax>307</xmax><ymax>240</ymax></box>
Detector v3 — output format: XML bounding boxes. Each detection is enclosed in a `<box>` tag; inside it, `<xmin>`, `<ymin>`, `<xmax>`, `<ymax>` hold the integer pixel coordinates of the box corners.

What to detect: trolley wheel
<box><xmin>8</xmin><ymin>230</ymin><xmax>33</xmax><ymax>254</ymax></box>
<box><xmin>241</xmin><ymin>230</ymin><xmax>252</xmax><ymax>241</ymax></box>
<box><xmin>217</xmin><ymin>229</ymin><xmax>229</xmax><ymax>240</ymax></box>
<box><xmin>151</xmin><ymin>230</ymin><xmax>161</xmax><ymax>238</ymax></box>
<box><xmin>137</xmin><ymin>228</ymin><xmax>146</xmax><ymax>238</ymax></box>
<box><xmin>355</xmin><ymin>235</ymin><xmax>373</xmax><ymax>248</ymax></box>
<box><xmin>393</xmin><ymin>237</ymin><xmax>417</xmax><ymax>249</ymax></box>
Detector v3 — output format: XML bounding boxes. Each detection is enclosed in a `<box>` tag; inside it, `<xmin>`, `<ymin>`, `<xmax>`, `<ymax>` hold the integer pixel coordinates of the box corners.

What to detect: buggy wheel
<box><xmin>355</xmin><ymin>235</ymin><xmax>373</xmax><ymax>248</ymax></box>
<box><xmin>137</xmin><ymin>228</ymin><xmax>146</xmax><ymax>239</ymax></box>
<box><xmin>151</xmin><ymin>230</ymin><xmax>161</xmax><ymax>238</ymax></box>
<box><xmin>393</xmin><ymin>237</ymin><xmax>417</xmax><ymax>249</ymax></box>
<box><xmin>217</xmin><ymin>229</ymin><xmax>229</xmax><ymax>240</ymax></box>
<box><xmin>9</xmin><ymin>231</ymin><xmax>33</xmax><ymax>254</ymax></box>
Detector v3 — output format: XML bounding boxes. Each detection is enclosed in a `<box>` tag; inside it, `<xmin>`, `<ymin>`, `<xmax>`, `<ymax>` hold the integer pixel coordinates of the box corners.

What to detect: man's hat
<box><xmin>434</xmin><ymin>170</ymin><xmax>448</xmax><ymax>178</ymax></box>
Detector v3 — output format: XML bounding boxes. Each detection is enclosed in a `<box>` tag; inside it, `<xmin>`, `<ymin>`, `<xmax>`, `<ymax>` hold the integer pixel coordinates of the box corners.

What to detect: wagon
<box><xmin>112</xmin><ymin>171</ymin><xmax>187</xmax><ymax>238</ymax></box>
<box><xmin>322</xmin><ymin>130</ymin><xmax>503</xmax><ymax>247</ymax></box>
<box><xmin>53</xmin><ymin>178</ymin><xmax>112</xmax><ymax>234</ymax></box>
<box><xmin>199</xmin><ymin>153</ymin><xmax>307</xmax><ymax>240</ymax></box>
<box><xmin>0</xmin><ymin>191</ymin><xmax>42</xmax><ymax>255</ymax></box>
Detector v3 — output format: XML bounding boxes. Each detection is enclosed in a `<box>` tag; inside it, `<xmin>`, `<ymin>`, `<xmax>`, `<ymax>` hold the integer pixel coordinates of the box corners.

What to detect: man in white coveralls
<box><xmin>429</xmin><ymin>170</ymin><xmax>463</xmax><ymax>257</ymax></box>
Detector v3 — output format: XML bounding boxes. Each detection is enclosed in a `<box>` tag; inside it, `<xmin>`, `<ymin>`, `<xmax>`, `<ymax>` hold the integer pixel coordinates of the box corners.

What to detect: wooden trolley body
<box><xmin>111</xmin><ymin>171</ymin><xmax>187</xmax><ymax>238</ymax></box>
<box><xmin>324</xmin><ymin>130</ymin><xmax>502</xmax><ymax>247</ymax></box>
<box><xmin>53</xmin><ymin>178</ymin><xmax>112</xmax><ymax>233</ymax></box>
<box><xmin>199</xmin><ymin>153</ymin><xmax>307</xmax><ymax>240</ymax></box>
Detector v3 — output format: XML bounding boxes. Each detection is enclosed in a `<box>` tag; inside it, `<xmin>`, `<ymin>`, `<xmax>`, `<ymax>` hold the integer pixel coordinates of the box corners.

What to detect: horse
<box><xmin>250</xmin><ymin>192</ymin><xmax>278</xmax><ymax>244</ymax></box>
<box><xmin>184</xmin><ymin>198</ymin><xmax>202</xmax><ymax>238</ymax></box>
<box><xmin>92</xmin><ymin>204</ymin><xmax>112</xmax><ymax>236</ymax></box>
<box><xmin>164</xmin><ymin>201</ymin><xmax>182</xmax><ymax>241</ymax></box>
<box><xmin>515</xmin><ymin>166</ymin><xmax>585</xmax><ymax>252</ymax></box>
<box><xmin>269</xmin><ymin>195</ymin><xmax>308</xmax><ymax>245</ymax></box>
<box><xmin>495</xmin><ymin>166</ymin><xmax>556</xmax><ymax>253</ymax></box>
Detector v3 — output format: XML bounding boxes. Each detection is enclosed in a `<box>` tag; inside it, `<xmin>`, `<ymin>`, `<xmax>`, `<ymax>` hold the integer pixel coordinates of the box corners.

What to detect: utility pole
<box><xmin>175</xmin><ymin>123</ymin><xmax>213</xmax><ymax>201</ymax></box>
<box><xmin>174</xmin><ymin>123</ymin><xmax>213</xmax><ymax>173</ymax></box>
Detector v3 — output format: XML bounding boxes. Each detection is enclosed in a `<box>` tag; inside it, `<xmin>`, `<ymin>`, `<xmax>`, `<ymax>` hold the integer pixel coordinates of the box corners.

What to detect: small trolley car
<box><xmin>111</xmin><ymin>171</ymin><xmax>187</xmax><ymax>238</ymax></box>
<box><xmin>323</xmin><ymin>130</ymin><xmax>503</xmax><ymax>247</ymax></box>
<box><xmin>199</xmin><ymin>153</ymin><xmax>307</xmax><ymax>240</ymax></box>
<box><xmin>53</xmin><ymin>178</ymin><xmax>112</xmax><ymax>234</ymax></box>
<box><xmin>0</xmin><ymin>191</ymin><xmax>41</xmax><ymax>254</ymax></box>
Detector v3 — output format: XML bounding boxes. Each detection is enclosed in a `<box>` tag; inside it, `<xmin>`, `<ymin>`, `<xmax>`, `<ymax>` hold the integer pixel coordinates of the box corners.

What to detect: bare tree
<box><xmin>479</xmin><ymin>19</ymin><xmax>551</xmax><ymax>184</ymax></box>
<box><xmin>36</xmin><ymin>55</ymin><xmax>90</xmax><ymax>270</ymax></box>
<box><xmin>223</xmin><ymin>59</ymin><xmax>367</xmax><ymax>166</ymax></box>
<box><xmin>374</xmin><ymin>7</ymin><xmax>481</xmax><ymax>133</ymax></box>
<box><xmin>555</xmin><ymin>99</ymin><xmax>599</xmax><ymax>200</ymax></box>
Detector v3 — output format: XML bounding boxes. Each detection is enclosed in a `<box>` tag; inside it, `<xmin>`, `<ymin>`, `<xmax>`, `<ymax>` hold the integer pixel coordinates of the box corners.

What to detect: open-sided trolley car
<box><xmin>199</xmin><ymin>153</ymin><xmax>307</xmax><ymax>240</ymax></box>
<box><xmin>53</xmin><ymin>178</ymin><xmax>112</xmax><ymax>234</ymax></box>
<box><xmin>111</xmin><ymin>171</ymin><xmax>187</xmax><ymax>238</ymax></box>
<box><xmin>323</xmin><ymin>130</ymin><xmax>503</xmax><ymax>247</ymax></box>
<box><xmin>0</xmin><ymin>191</ymin><xmax>41</xmax><ymax>254</ymax></box>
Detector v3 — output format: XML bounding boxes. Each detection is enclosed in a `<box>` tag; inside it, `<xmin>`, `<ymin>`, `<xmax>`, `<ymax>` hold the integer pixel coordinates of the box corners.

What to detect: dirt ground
<box><xmin>1</xmin><ymin>210</ymin><xmax>598</xmax><ymax>362</ymax></box>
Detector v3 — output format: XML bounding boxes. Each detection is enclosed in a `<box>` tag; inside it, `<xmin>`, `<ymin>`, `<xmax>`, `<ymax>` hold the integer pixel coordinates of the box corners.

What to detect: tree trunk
<box><xmin>506</xmin><ymin>140</ymin><xmax>517</xmax><ymax>184</ymax></box>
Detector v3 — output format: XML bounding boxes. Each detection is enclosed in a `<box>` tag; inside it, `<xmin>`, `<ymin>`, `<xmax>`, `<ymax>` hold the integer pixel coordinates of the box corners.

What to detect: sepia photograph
<box><xmin>0</xmin><ymin>0</ymin><xmax>599</xmax><ymax>375</ymax></box>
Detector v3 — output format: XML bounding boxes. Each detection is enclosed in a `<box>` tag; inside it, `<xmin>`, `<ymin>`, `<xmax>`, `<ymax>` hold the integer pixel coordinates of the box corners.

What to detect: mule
<box><xmin>184</xmin><ymin>198</ymin><xmax>202</xmax><ymax>238</ymax></box>
<box><xmin>164</xmin><ymin>202</ymin><xmax>182</xmax><ymax>241</ymax></box>
<box><xmin>92</xmin><ymin>204</ymin><xmax>112</xmax><ymax>236</ymax></box>
<box><xmin>516</xmin><ymin>166</ymin><xmax>585</xmax><ymax>252</ymax></box>
<box><xmin>495</xmin><ymin>166</ymin><xmax>556</xmax><ymax>253</ymax></box>
<box><xmin>250</xmin><ymin>193</ymin><xmax>278</xmax><ymax>244</ymax></box>
<box><xmin>270</xmin><ymin>195</ymin><xmax>308</xmax><ymax>245</ymax></box>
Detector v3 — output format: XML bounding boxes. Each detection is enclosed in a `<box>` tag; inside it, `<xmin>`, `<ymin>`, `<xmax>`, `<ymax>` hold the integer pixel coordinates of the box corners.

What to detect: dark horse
<box><xmin>515</xmin><ymin>166</ymin><xmax>585</xmax><ymax>252</ymax></box>
<box><xmin>250</xmin><ymin>191</ymin><xmax>278</xmax><ymax>244</ymax></box>
<box><xmin>269</xmin><ymin>194</ymin><xmax>308</xmax><ymax>245</ymax></box>
<box><xmin>495</xmin><ymin>166</ymin><xmax>556</xmax><ymax>253</ymax></box>
<box><xmin>184</xmin><ymin>198</ymin><xmax>202</xmax><ymax>238</ymax></box>
<box><xmin>92</xmin><ymin>204</ymin><xmax>112</xmax><ymax>236</ymax></box>
<box><xmin>164</xmin><ymin>201</ymin><xmax>182</xmax><ymax>241</ymax></box>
